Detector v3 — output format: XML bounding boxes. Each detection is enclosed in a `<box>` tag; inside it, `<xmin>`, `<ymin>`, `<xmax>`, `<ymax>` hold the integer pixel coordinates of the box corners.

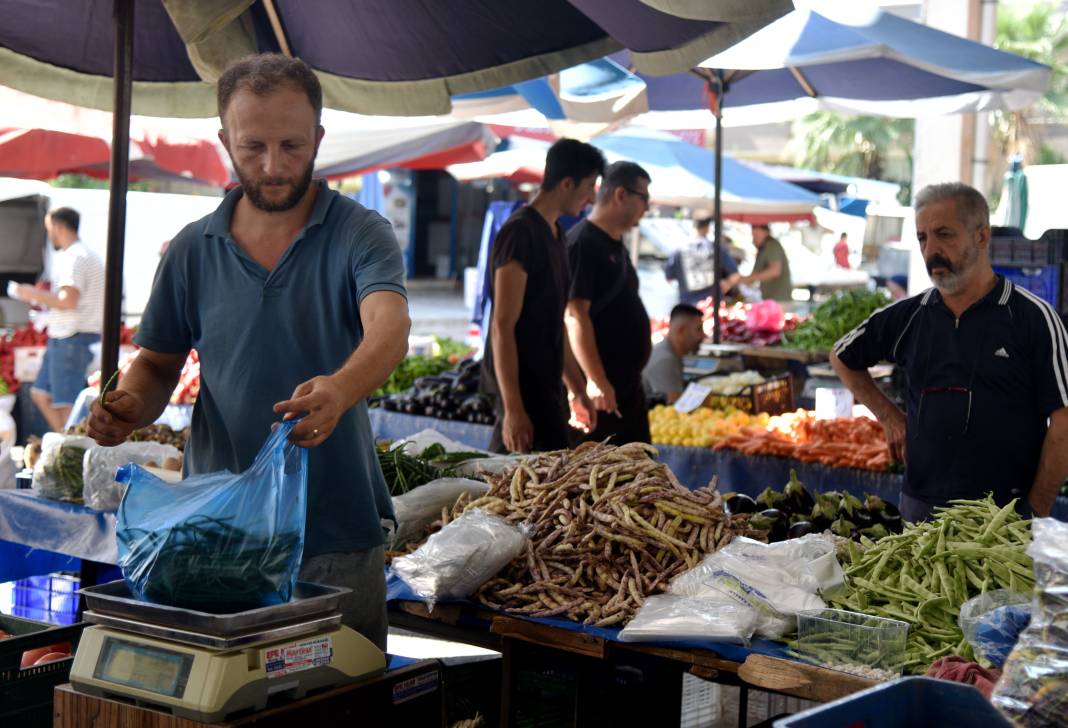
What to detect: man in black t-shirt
<box><xmin>565</xmin><ymin>161</ymin><xmax>653</xmax><ymax>444</ymax></box>
<box><xmin>481</xmin><ymin>139</ymin><xmax>605</xmax><ymax>453</ymax></box>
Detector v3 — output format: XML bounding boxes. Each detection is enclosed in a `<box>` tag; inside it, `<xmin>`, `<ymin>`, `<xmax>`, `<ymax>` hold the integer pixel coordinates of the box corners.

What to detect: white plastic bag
<box><xmin>391</xmin><ymin>477</ymin><xmax>489</xmax><ymax>548</ymax></box>
<box><xmin>390</xmin><ymin>429</ymin><xmax>488</xmax><ymax>455</ymax></box>
<box><xmin>32</xmin><ymin>433</ymin><xmax>95</xmax><ymax>502</ymax></box>
<box><xmin>619</xmin><ymin>595</ymin><xmax>758</xmax><ymax>645</ymax></box>
<box><xmin>392</xmin><ymin>508</ymin><xmax>527</xmax><ymax>609</ymax></box>
<box><xmin>668</xmin><ymin>535</ymin><xmax>840</xmax><ymax>639</ymax></box>
<box><xmin>83</xmin><ymin>441</ymin><xmax>182</xmax><ymax>512</ymax></box>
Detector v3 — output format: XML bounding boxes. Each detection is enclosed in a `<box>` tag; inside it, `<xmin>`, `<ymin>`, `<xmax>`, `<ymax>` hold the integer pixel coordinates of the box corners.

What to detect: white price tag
<box><xmin>674</xmin><ymin>383</ymin><xmax>712</xmax><ymax>414</ymax></box>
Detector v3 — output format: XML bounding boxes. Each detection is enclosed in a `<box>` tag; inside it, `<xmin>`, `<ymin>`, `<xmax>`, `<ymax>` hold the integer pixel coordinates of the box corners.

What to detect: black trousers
<box><xmin>488</xmin><ymin>388</ymin><xmax>573</xmax><ymax>454</ymax></box>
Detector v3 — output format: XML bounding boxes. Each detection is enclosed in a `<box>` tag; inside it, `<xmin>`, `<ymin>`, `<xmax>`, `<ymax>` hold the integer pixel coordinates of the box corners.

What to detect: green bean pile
<box><xmin>377</xmin><ymin>442</ymin><xmax>487</xmax><ymax>496</ymax></box>
<box><xmin>118</xmin><ymin>515</ymin><xmax>302</xmax><ymax>613</ymax></box>
<box><xmin>828</xmin><ymin>495</ymin><xmax>1034</xmax><ymax>673</ymax></box>
<box><xmin>38</xmin><ymin>443</ymin><xmax>88</xmax><ymax>502</ymax></box>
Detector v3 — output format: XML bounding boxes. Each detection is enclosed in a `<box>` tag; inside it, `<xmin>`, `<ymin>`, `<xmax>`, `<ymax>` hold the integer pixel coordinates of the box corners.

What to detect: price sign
<box><xmin>674</xmin><ymin>383</ymin><xmax>712</xmax><ymax>414</ymax></box>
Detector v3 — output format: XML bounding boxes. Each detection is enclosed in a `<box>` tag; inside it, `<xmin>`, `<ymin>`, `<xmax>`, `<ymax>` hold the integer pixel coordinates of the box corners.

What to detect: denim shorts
<box><xmin>32</xmin><ymin>333</ymin><xmax>100</xmax><ymax>407</ymax></box>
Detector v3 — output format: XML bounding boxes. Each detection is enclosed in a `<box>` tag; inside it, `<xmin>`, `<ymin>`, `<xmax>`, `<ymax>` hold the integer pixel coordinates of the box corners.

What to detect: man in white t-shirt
<box><xmin>13</xmin><ymin>207</ymin><xmax>105</xmax><ymax>431</ymax></box>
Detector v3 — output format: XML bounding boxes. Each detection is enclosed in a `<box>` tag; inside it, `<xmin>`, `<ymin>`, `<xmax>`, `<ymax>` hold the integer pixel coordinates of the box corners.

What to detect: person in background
<box><xmin>12</xmin><ymin>207</ymin><xmax>104</xmax><ymax>432</ymax></box>
<box><xmin>834</xmin><ymin>232</ymin><xmax>851</xmax><ymax>269</ymax></box>
<box><xmin>643</xmin><ymin>304</ymin><xmax>705</xmax><ymax>404</ymax></box>
<box><xmin>664</xmin><ymin>212</ymin><xmax>741</xmax><ymax>305</ymax></box>
<box><xmin>85</xmin><ymin>54</ymin><xmax>410</xmax><ymax>650</ymax></box>
<box><xmin>566</xmin><ymin>161</ymin><xmax>652</xmax><ymax>445</ymax></box>
<box><xmin>741</xmin><ymin>223</ymin><xmax>793</xmax><ymax>303</ymax></box>
<box><xmin>831</xmin><ymin>182</ymin><xmax>1068</xmax><ymax>521</ymax></box>
<box><xmin>481</xmin><ymin>138</ymin><xmax>602</xmax><ymax>453</ymax></box>
<box><xmin>887</xmin><ymin>274</ymin><xmax>909</xmax><ymax>301</ymax></box>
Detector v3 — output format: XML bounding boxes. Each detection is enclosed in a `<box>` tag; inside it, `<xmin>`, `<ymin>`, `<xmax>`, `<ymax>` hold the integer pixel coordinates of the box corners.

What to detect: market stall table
<box><xmin>388</xmin><ymin>597</ymin><xmax>877</xmax><ymax>728</ymax></box>
<box><xmin>52</xmin><ymin>655</ymin><xmax>442</xmax><ymax>728</ymax></box>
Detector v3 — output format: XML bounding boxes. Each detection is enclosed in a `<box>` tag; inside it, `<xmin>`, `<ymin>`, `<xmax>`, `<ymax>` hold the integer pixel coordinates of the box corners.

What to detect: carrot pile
<box><xmin>714</xmin><ymin>410</ymin><xmax>893</xmax><ymax>471</ymax></box>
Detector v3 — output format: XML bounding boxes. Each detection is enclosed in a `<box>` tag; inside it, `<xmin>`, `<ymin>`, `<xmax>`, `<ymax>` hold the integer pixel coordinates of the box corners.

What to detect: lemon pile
<box><xmin>649</xmin><ymin>405</ymin><xmax>771</xmax><ymax>448</ymax></box>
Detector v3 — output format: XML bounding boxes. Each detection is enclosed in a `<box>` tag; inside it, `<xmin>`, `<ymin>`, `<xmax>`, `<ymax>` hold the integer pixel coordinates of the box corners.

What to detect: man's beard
<box><xmin>234</xmin><ymin>159</ymin><xmax>315</xmax><ymax>213</ymax></box>
<box><xmin>926</xmin><ymin>246</ymin><xmax>978</xmax><ymax>295</ymax></box>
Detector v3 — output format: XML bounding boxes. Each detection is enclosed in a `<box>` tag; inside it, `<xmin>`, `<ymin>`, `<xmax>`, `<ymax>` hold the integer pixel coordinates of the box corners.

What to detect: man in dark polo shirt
<box><xmin>85</xmin><ymin>55</ymin><xmax>410</xmax><ymax>649</ymax></box>
<box><xmin>832</xmin><ymin>182</ymin><xmax>1068</xmax><ymax>521</ymax></box>
<box><xmin>566</xmin><ymin>161</ymin><xmax>653</xmax><ymax>444</ymax></box>
<box><xmin>481</xmin><ymin>139</ymin><xmax>603</xmax><ymax>453</ymax></box>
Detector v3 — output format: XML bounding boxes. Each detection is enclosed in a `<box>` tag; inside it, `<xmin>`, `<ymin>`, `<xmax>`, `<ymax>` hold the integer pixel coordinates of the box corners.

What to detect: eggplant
<box><xmin>788</xmin><ymin>521</ymin><xmax>815</xmax><ymax>539</ymax></box>
<box><xmin>758</xmin><ymin>508</ymin><xmax>789</xmax><ymax>542</ymax></box>
<box><xmin>830</xmin><ymin>516</ymin><xmax>856</xmax><ymax>539</ymax></box>
<box><xmin>810</xmin><ymin>515</ymin><xmax>833</xmax><ymax>533</ymax></box>
<box><xmin>811</xmin><ymin>492</ymin><xmax>839</xmax><ymax>525</ymax></box>
<box><xmin>783</xmin><ymin>470</ymin><xmax>815</xmax><ymax>515</ymax></box>
<box><xmin>852</xmin><ymin>508</ymin><xmax>874</xmax><ymax>529</ymax></box>
<box><xmin>724</xmin><ymin>492</ymin><xmax>759</xmax><ymax>515</ymax></box>
<box><xmin>756</xmin><ymin>486</ymin><xmax>787</xmax><ymax>512</ymax></box>
<box><xmin>839</xmin><ymin>493</ymin><xmax>864</xmax><ymax>518</ymax></box>
<box><xmin>859</xmin><ymin>523</ymin><xmax>890</xmax><ymax>541</ymax></box>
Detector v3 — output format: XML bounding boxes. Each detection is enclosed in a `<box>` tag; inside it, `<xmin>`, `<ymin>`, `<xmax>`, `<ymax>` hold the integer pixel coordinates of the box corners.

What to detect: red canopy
<box><xmin>0</xmin><ymin>88</ymin><xmax>228</xmax><ymax>186</ymax></box>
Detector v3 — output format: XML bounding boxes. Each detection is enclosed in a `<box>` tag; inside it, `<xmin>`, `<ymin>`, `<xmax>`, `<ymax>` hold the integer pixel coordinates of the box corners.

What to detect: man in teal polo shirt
<box><xmin>85</xmin><ymin>55</ymin><xmax>410</xmax><ymax>650</ymax></box>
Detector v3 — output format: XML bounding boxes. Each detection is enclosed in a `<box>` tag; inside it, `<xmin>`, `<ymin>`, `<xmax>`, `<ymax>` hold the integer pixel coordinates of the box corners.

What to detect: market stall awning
<box><xmin>0</xmin><ymin>0</ymin><xmax>792</xmax><ymax>117</ymax></box>
<box><xmin>698</xmin><ymin>5</ymin><xmax>1051</xmax><ymax>115</ymax></box>
<box><xmin>0</xmin><ymin>88</ymin><xmax>229</xmax><ymax>186</ymax></box>
<box><xmin>592</xmin><ymin>128</ymin><xmax>820</xmax><ymax>223</ymax></box>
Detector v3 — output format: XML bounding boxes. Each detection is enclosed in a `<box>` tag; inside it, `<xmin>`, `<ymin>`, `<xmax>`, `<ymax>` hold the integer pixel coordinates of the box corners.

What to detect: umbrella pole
<box><xmin>711</xmin><ymin>70</ymin><xmax>724</xmax><ymax>345</ymax></box>
<box><xmin>101</xmin><ymin>0</ymin><xmax>134</xmax><ymax>385</ymax></box>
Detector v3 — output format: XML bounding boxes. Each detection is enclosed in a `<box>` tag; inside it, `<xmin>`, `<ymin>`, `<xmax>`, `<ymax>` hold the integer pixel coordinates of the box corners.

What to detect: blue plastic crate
<box><xmin>773</xmin><ymin>677</ymin><xmax>1011</xmax><ymax>728</ymax></box>
<box><xmin>994</xmin><ymin>264</ymin><xmax>1060</xmax><ymax>309</ymax></box>
<box><xmin>8</xmin><ymin>605</ymin><xmax>79</xmax><ymax>626</ymax></box>
<box><xmin>11</xmin><ymin>574</ymin><xmax>80</xmax><ymax>619</ymax></box>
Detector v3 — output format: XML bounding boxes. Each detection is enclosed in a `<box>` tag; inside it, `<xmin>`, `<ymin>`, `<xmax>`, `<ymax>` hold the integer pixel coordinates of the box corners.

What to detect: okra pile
<box><xmin>829</xmin><ymin>495</ymin><xmax>1034</xmax><ymax>673</ymax></box>
<box><xmin>431</xmin><ymin>441</ymin><xmax>764</xmax><ymax>627</ymax></box>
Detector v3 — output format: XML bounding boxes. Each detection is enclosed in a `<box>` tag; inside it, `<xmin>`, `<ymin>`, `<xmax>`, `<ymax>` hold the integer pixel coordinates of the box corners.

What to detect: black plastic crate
<box><xmin>990</xmin><ymin>228</ymin><xmax>1068</xmax><ymax>266</ymax></box>
<box><xmin>0</xmin><ymin>614</ymin><xmax>86</xmax><ymax>728</ymax></box>
<box><xmin>442</xmin><ymin>654</ymin><xmax>502</xmax><ymax>727</ymax></box>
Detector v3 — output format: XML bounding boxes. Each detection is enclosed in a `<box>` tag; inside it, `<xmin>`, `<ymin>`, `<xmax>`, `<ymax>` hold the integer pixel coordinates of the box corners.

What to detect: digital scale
<box><xmin>69</xmin><ymin>580</ymin><xmax>387</xmax><ymax>723</ymax></box>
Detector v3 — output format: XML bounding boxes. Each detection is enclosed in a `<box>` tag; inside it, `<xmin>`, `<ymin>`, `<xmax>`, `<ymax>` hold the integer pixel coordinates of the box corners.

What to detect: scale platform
<box><xmin>69</xmin><ymin>580</ymin><xmax>387</xmax><ymax>723</ymax></box>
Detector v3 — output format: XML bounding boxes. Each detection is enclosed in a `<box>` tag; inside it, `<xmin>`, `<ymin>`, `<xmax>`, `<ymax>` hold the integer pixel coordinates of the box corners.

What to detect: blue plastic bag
<box><xmin>115</xmin><ymin>421</ymin><xmax>307</xmax><ymax>613</ymax></box>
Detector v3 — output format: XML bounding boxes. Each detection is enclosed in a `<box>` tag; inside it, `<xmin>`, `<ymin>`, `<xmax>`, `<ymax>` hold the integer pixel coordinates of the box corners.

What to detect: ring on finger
<box><xmin>312</xmin><ymin>428</ymin><xmax>320</xmax><ymax>436</ymax></box>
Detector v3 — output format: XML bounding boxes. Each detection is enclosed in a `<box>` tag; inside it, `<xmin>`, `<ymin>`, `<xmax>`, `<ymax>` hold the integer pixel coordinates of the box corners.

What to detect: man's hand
<box><xmin>878</xmin><ymin>407</ymin><xmax>907</xmax><ymax>463</ymax></box>
<box><xmin>586</xmin><ymin>378</ymin><xmax>617</xmax><ymax>413</ymax></box>
<box><xmin>273</xmin><ymin>375</ymin><xmax>349</xmax><ymax>448</ymax></box>
<box><xmin>86</xmin><ymin>391</ymin><xmax>146</xmax><ymax>447</ymax></box>
<box><xmin>502</xmin><ymin>407</ymin><xmax>534</xmax><ymax>454</ymax></box>
<box><xmin>569</xmin><ymin>392</ymin><xmax>597</xmax><ymax>434</ymax></box>
<box><xmin>12</xmin><ymin>284</ymin><xmax>33</xmax><ymax>303</ymax></box>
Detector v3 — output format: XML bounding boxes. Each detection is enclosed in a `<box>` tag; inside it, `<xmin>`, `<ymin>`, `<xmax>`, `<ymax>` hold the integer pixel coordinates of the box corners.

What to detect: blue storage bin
<box><xmin>11</xmin><ymin>574</ymin><xmax>79</xmax><ymax>619</ymax></box>
<box><xmin>773</xmin><ymin>677</ymin><xmax>1011</xmax><ymax>728</ymax></box>
<box><xmin>8</xmin><ymin>605</ymin><xmax>79</xmax><ymax>626</ymax></box>
<box><xmin>994</xmin><ymin>265</ymin><xmax>1060</xmax><ymax>310</ymax></box>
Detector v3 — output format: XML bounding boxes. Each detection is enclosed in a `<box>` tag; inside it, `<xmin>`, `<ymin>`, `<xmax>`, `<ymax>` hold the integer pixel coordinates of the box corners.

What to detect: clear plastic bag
<box><xmin>32</xmin><ymin>433</ymin><xmax>95</xmax><ymax>502</ymax></box>
<box><xmin>668</xmin><ymin>535</ymin><xmax>837</xmax><ymax>639</ymax></box>
<box><xmin>82</xmin><ymin>441</ymin><xmax>182</xmax><ymax>512</ymax></box>
<box><xmin>116</xmin><ymin>421</ymin><xmax>307</xmax><ymax>613</ymax></box>
<box><xmin>391</xmin><ymin>477</ymin><xmax>489</xmax><ymax>548</ymax></box>
<box><xmin>619</xmin><ymin>595</ymin><xmax>757</xmax><ymax>645</ymax></box>
<box><xmin>392</xmin><ymin>508</ymin><xmax>527</xmax><ymax>609</ymax></box>
<box><xmin>959</xmin><ymin>589</ymin><xmax>1031</xmax><ymax>668</ymax></box>
<box><xmin>992</xmin><ymin>519</ymin><xmax>1068</xmax><ymax>726</ymax></box>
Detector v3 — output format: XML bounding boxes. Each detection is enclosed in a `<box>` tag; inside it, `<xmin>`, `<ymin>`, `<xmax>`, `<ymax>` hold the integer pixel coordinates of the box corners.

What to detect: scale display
<box><xmin>93</xmin><ymin>636</ymin><xmax>195</xmax><ymax>698</ymax></box>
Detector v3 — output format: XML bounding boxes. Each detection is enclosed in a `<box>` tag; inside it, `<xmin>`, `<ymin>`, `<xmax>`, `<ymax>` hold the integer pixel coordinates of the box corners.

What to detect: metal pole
<box><xmin>712</xmin><ymin>70</ymin><xmax>725</xmax><ymax>344</ymax></box>
<box><xmin>101</xmin><ymin>0</ymin><xmax>134</xmax><ymax>385</ymax></box>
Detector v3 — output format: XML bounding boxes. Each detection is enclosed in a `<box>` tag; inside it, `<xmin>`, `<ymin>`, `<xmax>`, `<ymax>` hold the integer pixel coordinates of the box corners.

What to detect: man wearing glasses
<box><xmin>565</xmin><ymin>161</ymin><xmax>653</xmax><ymax>444</ymax></box>
<box><xmin>831</xmin><ymin>182</ymin><xmax>1068</xmax><ymax>522</ymax></box>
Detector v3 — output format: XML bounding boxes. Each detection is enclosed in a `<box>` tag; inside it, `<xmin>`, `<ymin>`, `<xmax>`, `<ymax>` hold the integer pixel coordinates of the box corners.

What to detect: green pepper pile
<box><xmin>828</xmin><ymin>495</ymin><xmax>1034</xmax><ymax>673</ymax></box>
<box><xmin>784</xmin><ymin>289</ymin><xmax>890</xmax><ymax>352</ymax></box>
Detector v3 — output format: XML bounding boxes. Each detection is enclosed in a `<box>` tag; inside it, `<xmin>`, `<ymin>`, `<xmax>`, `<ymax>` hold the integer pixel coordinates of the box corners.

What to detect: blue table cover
<box><xmin>369</xmin><ymin>408</ymin><xmax>905</xmax><ymax>501</ymax></box>
<box><xmin>386</xmin><ymin>568</ymin><xmax>791</xmax><ymax>665</ymax></box>
<box><xmin>0</xmin><ymin>489</ymin><xmax>117</xmax><ymax>582</ymax></box>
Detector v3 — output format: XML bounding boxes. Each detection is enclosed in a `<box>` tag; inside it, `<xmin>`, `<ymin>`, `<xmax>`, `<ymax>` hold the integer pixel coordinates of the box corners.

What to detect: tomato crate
<box><xmin>705</xmin><ymin>374</ymin><xmax>794</xmax><ymax>415</ymax></box>
<box><xmin>990</xmin><ymin>229</ymin><xmax>1068</xmax><ymax>266</ymax></box>
<box><xmin>0</xmin><ymin>614</ymin><xmax>86</xmax><ymax>728</ymax></box>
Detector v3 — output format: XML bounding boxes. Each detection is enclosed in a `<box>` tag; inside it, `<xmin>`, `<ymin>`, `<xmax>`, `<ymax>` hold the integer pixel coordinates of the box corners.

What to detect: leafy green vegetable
<box><xmin>373</xmin><ymin>337</ymin><xmax>473</xmax><ymax>396</ymax></box>
<box><xmin>784</xmin><ymin>289</ymin><xmax>890</xmax><ymax>352</ymax></box>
